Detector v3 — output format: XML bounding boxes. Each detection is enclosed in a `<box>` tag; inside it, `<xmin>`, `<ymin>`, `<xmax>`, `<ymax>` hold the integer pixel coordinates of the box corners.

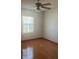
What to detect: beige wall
<box><xmin>43</xmin><ymin>8</ymin><xmax>58</xmax><ymax>43</ymax></box>
<box><xmin>21</xmin><ymin>8</ymin><xmax>44</xmax><ymax>40</ymax></box>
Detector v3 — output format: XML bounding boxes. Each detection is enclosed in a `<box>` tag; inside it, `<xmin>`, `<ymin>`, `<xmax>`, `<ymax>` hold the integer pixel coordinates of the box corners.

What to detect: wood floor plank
<box><xmin>21</xmin><ymin>39</ymin><xmax>58</xmax><ymax>59</ymax></box>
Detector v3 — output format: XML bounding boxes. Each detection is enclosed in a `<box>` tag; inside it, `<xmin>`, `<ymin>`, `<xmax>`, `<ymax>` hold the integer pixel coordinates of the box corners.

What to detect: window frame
<box><xmin>22</xmin><ymin>16</ymin><xmax>34</xmax><ymax>33</ymax></box>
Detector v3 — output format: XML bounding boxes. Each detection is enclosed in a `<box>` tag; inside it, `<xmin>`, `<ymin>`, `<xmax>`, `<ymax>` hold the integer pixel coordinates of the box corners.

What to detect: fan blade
<box><xmin>42</xmin><ymin>3</ymin><xmax>51</xmax><ymax>5</ymax></box>
<box><xmin>41</xmin><ymin>5</ymin><xmax>51</xmax><ymax>9</ymax></box>
<box><xmin>42</xmin><ymin>6</ymin><xmax>51</xmax><ymax>9</ymax></box>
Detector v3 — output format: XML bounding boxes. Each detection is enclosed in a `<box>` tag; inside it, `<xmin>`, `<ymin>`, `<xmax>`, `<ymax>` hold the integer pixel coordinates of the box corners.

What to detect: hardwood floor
<box><xmin>21</xmin><ymin>39</ymin><xmax>58</xmax><ymax>59</ymax></box>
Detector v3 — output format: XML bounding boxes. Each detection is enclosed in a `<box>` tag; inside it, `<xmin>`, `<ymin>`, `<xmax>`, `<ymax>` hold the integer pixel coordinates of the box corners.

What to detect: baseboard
<box><xmin>21</xmin><ymin>37</ymin><xmax>58</xmax><ymax>45</ymax></box>
<box><xmin>21</xmin><ymin>37</ymin><xmax>43</xmax><ymax>42</ymax></box>
<box><xmin>43</xmin><ymin>38</ymin><xmax>58</xmax><ymax>45</ymax></box>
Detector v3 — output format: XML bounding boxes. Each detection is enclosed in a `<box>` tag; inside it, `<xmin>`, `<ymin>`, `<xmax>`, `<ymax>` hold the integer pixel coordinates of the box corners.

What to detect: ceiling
<box><xmin>22</xmin><ymin>0</ymin><xmax>58</xmax><ymax>11</ymax></box>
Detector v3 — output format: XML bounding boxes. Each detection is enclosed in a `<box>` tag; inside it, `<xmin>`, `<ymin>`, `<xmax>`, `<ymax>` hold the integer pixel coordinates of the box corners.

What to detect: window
<box><xmin>23</xmin><ymin>16</ymin><xmax>34</xmax><ymax>33</ymax></box>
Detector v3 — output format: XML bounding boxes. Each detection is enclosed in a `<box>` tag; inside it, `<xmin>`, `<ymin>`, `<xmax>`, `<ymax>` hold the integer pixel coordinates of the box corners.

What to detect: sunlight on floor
<box><xmin>23</xmin><ymin>47</ymin><xmax>33</xmax><ymax>59</ymax></box>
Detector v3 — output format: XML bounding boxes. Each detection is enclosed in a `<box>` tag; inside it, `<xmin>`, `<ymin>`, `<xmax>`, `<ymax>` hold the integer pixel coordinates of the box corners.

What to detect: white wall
<box><xmin>43</xmin><ymin>8</ymin><xmax>58</xmax><ymax>43</ymax></box>
<box><xmin>21</xmin><ymin>8</ymin><xmax>43</xmax><ymax>40</ymax></box>
<box><xmin>21</xmin><ymin>7</ymin><xmax>58</xmax><ymax>43</ymax></box>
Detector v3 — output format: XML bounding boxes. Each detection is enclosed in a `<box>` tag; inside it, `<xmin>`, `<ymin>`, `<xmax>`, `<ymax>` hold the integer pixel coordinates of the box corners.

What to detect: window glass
<box><xmin>22</xmin><ymin>16</ymin><xmax>34</xmax><ymax>33</ymax></box>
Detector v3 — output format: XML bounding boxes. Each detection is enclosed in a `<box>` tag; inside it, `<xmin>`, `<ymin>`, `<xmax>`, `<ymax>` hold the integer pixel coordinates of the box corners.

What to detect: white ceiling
<box><xmin>22</xmin><ymin>0</ymin><xmax>58</xmax><ymax>11</ymax></box>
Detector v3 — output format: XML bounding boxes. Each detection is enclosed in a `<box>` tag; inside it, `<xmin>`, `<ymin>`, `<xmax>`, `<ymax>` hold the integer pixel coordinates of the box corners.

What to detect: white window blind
<box><xmin>23</xmin><ymin>16</ymin><xmax>34</xmax><ymax>33</ymax></box>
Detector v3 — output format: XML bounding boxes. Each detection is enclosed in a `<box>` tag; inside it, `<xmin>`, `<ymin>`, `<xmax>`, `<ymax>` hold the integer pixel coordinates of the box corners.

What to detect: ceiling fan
<box><xmin>35</xmin><ymin>0</ymin><xmax>51</xmax><ymax>10</ymax></box>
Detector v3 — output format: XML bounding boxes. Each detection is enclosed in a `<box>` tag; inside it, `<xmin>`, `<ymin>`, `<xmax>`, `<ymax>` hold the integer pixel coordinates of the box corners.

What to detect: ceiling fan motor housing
<box><xmin>35</xmin><ymin>2</ymin><xmax>42</xmax><ymax>10</ymax></box>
